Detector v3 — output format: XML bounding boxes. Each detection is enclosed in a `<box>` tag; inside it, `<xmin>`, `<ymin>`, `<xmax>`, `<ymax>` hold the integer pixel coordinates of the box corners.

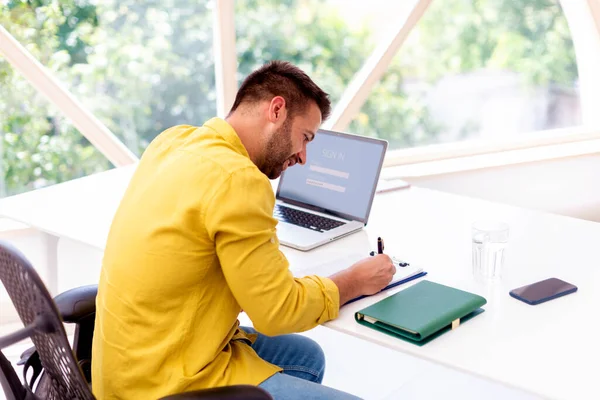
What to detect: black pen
<box><xmin>377</xmin><ymin>237</ymin><xmax>384</xmax><ymax>254</ymax></box>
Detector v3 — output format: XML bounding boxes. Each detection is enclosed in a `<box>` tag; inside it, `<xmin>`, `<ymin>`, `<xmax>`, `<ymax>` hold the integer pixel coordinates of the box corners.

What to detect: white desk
<box><xmin>0</xmin><ymin>164</ymin><xmax>598</xmax><ymax>400</ymax></box>
<box><xmin>0</xmin><ymin>166</ymin><xmax>135</xmax><ymax>292</ymax></box>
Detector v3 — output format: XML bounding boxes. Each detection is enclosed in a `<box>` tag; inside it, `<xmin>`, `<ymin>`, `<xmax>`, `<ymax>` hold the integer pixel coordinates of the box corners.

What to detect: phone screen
<box><xmin>510</xmin><ymin>278</ymin><xmax>577</xmax><ymax>304</ymax></box>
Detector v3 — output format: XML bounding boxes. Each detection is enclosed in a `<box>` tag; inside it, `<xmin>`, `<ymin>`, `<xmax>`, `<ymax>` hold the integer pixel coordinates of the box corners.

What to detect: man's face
<box><xmin>260</xmin><ymin>102</ymin><xmax>321</xmax><ymax>179</ymax></box>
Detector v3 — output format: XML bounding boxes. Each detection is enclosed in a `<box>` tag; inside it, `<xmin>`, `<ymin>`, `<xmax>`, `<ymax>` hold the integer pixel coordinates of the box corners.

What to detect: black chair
<box><xmin>0</xmin><ymin>240</ymin><xmax>272</xmax><ymax>400</ymax></box>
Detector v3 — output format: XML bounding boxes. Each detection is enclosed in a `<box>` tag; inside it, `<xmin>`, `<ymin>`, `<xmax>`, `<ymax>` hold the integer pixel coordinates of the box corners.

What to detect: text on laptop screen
<box><xmin>277</xmin><ymin>130</ymin><xmax>386</xmax><ymax>222</ymax></box>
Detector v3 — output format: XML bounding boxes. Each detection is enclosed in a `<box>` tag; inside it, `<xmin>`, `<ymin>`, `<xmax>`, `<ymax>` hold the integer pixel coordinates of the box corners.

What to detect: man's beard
<box><xmin>259</xmin><ymin>120</ymin><xmax>296</xmax><ymax>179</ymax></box>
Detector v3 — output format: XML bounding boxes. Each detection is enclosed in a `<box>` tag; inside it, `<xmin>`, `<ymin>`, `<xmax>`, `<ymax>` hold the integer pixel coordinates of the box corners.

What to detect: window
<box><xmin>1</xmin><ymin>4</ymin><xmax>111</xmax><ymax>196</ymax></box>
<box><xmin>0</xmin><ymin>64</ymin><xmax>110</xmax><ymax>196</ymax></box>
<box><xmin>235</xmin><ymin>0</ymin><xmax>377</xmax><ymax>107</ymax></box>
<box><xmin>348</xmin><ymin>0</ymin><xmax>581</xmax><ymax>150</ymax></box>
<box><xmin>2</xmin><ymin>0</ymin><xmax>217</xmax><ymax>157</ymax></box>
<box><xmin>0</xmin><ymin>0</ymin><xmax>589</xmax><ymax>195</ymax></box>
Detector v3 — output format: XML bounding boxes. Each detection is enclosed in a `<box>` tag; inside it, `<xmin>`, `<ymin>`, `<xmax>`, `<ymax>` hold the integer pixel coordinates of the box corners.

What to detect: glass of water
<box><xmin>472</xmin><ymin>221</ymin><xmax>509</xmax><ymax>281</ymax></box>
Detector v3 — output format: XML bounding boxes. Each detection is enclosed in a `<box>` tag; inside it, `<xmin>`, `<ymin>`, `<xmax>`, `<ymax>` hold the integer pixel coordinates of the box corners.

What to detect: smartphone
<box><xmin>509</xmin><ymin>278</ymin><xmax>577</xmax><ymax>305</ymax></box>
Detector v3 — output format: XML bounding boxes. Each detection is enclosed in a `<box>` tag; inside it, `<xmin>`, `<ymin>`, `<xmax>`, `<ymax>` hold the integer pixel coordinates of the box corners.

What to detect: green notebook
<box><xmin>355</xmin><ymin>280</ymin><xmax>487</xmax><ymax>346</ymax></box>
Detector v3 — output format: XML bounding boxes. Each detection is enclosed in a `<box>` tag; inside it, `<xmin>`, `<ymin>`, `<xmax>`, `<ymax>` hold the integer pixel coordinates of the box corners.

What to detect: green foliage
<box><xmin>68</xmin><ymin>0</ymin><xmax>216</xmax><ymax>152</ymax></box>
<box><xmin>0</xmin><ymin>0</ymin><xmax>579</xmax><ymax>195</ymax></box>
<box><xmin>235</xmin><ymin>0</ymin><xmax>374</xmax><ymax>104</ymax></box>
<box><xmin>0</xmin><ymin>1</ymin><xmax>109</xmax><ymax>195</ymax></box>
<box><xmin>401</xmin><ymin>0</ymin><xmax>577</xmax><ymax>85</ymax></box>
<box><xmin>350</xmin><ymin>0</ymin><xmax>578</xmax><ymax>148</ymax></box>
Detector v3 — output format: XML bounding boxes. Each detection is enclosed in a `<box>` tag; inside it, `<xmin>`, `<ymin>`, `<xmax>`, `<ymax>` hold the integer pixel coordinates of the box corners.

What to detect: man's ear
<box><xmin>268</xmin><ymin>96</ymin><xmax>287</xmax><ymax>124</ymax></box>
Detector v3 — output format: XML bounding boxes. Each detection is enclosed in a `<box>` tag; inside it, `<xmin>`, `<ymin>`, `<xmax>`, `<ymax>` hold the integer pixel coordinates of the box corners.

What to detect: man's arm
<box><xmin>328</xmin><ymin>272</ymin><xmax>360</xmax><ymax>306</ymax></box>
<box><xmin>329</xmin><ymin>255</ymin><xmax>396</xmax><ymax>305</ymax></box>
<box><xmin>204</xmin><ymin>168</ymin><xmax>340</xmax><ymax>336</ymax></box>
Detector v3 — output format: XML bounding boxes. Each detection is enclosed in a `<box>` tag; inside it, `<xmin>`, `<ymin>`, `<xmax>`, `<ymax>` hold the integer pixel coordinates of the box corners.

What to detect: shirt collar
<box><xmin>203</xmin><ymin>117</ymin><xmax>250</xmax><ymax>159</ymax></box>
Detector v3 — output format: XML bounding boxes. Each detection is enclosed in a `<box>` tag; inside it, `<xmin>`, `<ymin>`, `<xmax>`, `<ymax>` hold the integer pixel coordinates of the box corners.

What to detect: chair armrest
<box><xmin>159</xmin><ymin>385</ymin><xmax>273</xmax><ymax>400</ymax></box>
<box><xmin>54</xmin><ymin>285</ymin><xmax>98</xmax><ymax>324</ymax></box>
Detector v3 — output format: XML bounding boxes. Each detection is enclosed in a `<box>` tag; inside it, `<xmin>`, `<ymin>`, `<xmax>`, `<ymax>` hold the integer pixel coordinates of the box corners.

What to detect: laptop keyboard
<box><xmin>274</xmin><ymin>205</ymin><xmax>346</xmax><ymax>233</ymax></box>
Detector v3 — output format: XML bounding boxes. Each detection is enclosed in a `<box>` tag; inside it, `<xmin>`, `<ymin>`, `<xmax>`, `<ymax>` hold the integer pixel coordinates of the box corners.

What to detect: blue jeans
<box><xmin>241</xmin><ymin>327</ymin><xmax>362</xmax><ymax>400</ymax></box>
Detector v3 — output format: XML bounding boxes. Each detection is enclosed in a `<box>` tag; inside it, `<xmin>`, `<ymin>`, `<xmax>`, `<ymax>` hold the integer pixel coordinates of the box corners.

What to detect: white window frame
<box><xmin>213</xmin><ymin>0</ymin><xmax>238</xmax><ymax>118</ymax></box>
<box><xmin>559</xmin><ymin>0</ymin><xmax>600</xmax><ymax>127</ymax></box>
<box><xmin>382</xmin><ymin>127</ymin><xmax>600</xmax><ymax>179</ymax></box>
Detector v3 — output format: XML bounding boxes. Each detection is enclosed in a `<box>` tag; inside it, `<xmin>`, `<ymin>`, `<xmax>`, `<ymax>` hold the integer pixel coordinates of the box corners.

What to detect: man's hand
<box><xmin>329</xmin><ymin>255</ymin><xmax>396</xmax><ymax>305</ymax></box>
<box><xmin>349</xmin><ymin>255</ymin><xmax>397</xmax><ymax>295</ymax></box>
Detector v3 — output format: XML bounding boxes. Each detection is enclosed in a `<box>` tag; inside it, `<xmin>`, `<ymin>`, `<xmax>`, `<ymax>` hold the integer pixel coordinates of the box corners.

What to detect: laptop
<box><xmin>274</xmin><ymin>129</ymin><xmax>388</xmax><ymax>251</ymax></box>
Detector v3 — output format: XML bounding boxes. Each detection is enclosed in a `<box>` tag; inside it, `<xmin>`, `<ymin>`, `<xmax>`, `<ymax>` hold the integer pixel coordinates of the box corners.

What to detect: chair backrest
<box><xmin>0</xmin><ymin>241</ymin><xmax>94</xmax><ymax>399</ymax></box>
<box><xmin>0</xmin><ymin>349</ymin><xmax>27</xmax><ymax>400</ymax></box>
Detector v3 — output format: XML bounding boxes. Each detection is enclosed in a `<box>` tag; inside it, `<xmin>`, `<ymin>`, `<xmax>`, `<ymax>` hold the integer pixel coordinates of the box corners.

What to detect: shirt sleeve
<box><xmin>204</xmin><ymin>167</ymin><xmax>340</xmax><ymax>336</ymax></box>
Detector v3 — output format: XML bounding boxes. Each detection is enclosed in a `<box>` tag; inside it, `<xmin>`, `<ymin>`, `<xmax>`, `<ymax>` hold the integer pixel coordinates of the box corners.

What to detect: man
<box><xmin>92</xmin><ymin>61</ymin><xmax>395</xmax><ymax>399</ymax></box>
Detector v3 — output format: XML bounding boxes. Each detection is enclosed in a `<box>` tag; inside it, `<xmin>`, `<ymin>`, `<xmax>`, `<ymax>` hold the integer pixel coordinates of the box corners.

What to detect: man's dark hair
<box><xmin>229</xmin><ymin>60</ymin><xmax>331</xmax><ymax>121</ymax></box>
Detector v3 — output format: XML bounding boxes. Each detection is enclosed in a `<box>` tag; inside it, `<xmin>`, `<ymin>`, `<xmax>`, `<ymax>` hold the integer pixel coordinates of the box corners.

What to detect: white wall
<box><xmin>405</xmin><ymin>153</ymin><xmax>600</xmax><ymax>222</ymax></box>
<box><xmin>0</xmin><ymin>232</ymin><xmax>104</xmax><ymax>325</ymax></box>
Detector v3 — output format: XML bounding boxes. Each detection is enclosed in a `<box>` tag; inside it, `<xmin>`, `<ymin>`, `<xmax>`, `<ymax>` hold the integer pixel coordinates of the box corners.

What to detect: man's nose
<box><xmin>297</xmin><ymin>144</ymin><xmax>307</xmax><ymax>165</ymax></box>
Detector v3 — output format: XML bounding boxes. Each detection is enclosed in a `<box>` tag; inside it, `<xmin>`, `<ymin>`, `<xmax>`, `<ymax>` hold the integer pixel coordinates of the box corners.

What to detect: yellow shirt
<box><xmin>91</xmin><ymin>118</ymin><xmax>340</xmax><ymax>399</ymax></box>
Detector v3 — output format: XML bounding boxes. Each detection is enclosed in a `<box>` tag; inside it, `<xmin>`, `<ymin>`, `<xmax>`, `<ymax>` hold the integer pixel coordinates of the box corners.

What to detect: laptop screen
<box><xmin>276</xmin><ymin>129</ymin><xmax>387</xmax><ymax>223</ymax></box>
